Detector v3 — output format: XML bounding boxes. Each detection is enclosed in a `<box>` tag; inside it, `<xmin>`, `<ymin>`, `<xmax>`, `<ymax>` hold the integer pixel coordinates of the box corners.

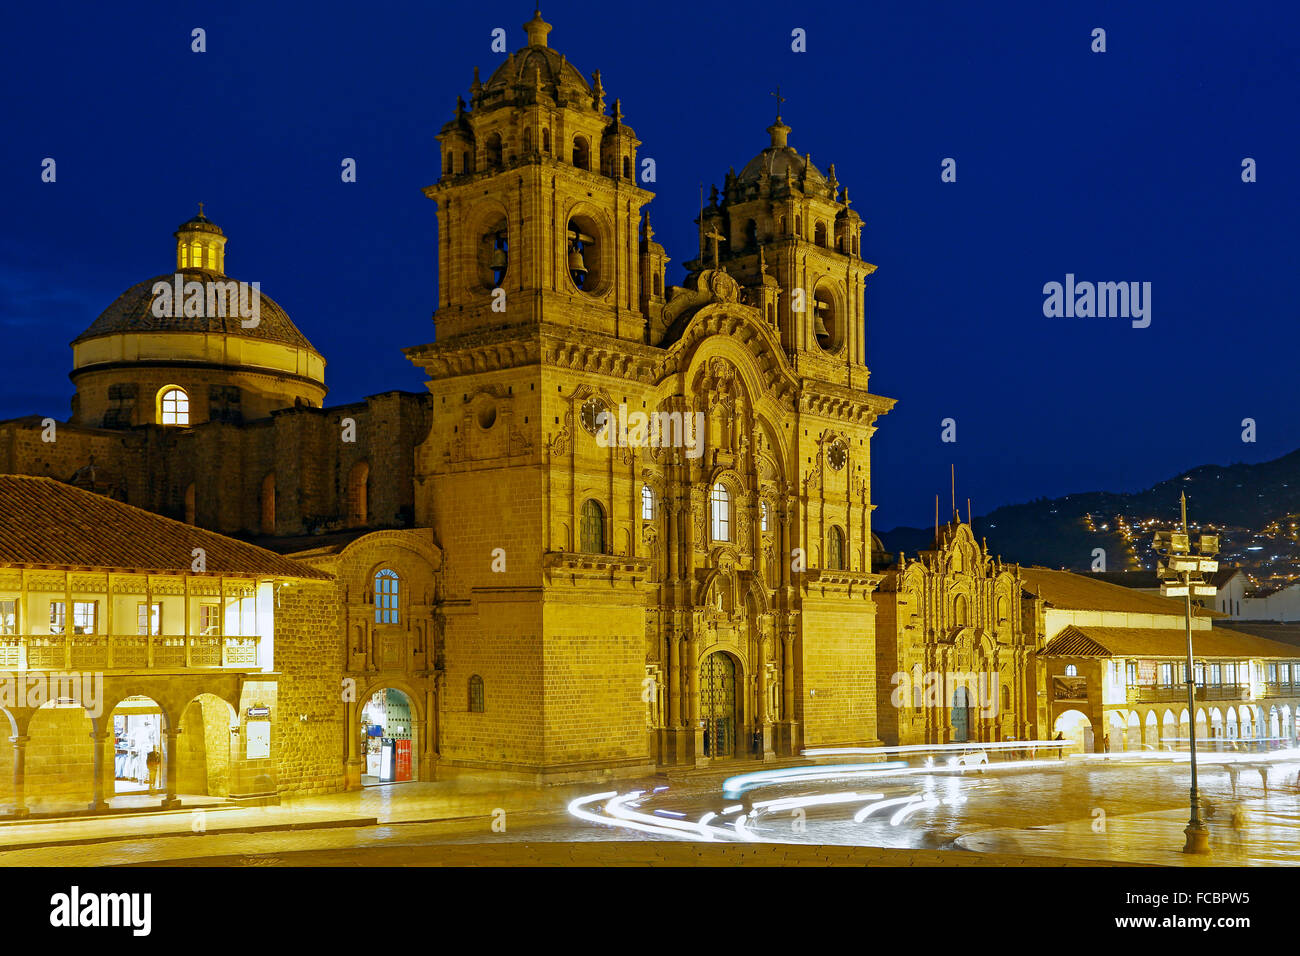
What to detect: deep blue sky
<box><xmin>2</xmin><ymin>1</ymin><xmax>1296</xmax><ymax>529</ymax></box>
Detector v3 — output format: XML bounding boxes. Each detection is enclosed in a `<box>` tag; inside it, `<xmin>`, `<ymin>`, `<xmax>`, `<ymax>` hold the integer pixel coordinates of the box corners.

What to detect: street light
<box><xmin>1152</xmin><ymin>492</ymin><xmax>1218</xmax><ymax>854</ymax></box>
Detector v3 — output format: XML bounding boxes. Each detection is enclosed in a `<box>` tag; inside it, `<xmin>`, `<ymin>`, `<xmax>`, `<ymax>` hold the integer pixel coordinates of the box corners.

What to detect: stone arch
<box><xmin>355</xmin><ymin>682</ymin><xmax>422</xmax><ymax>785</ymax></box>
<box><xmin>1162</xmin><ymin>708</ymin><xmax>1177</xmax><ymax>750</ymax></box>
<box><xmin>1144</xmin><ymin>710</ymin><xmax>1158</xmax><ymax>749</ymax></box>
<box><xmin>1054</xmin><ymin>708</ymin><xmax>1092</xmax><ymax>753</ymax></box>
<box><xmin>1126</xmin><ymin>710</ymin><xmax>1142</xmax><ymax>751</ymax></box>
<box><xmin>177</xmin><ymin>693</ymin><xmax>238</xmax><ymax>797</ymax></box>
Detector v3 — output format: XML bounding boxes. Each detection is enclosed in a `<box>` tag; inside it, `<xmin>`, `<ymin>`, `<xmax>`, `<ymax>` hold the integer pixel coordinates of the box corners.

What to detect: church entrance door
<box><xmin>702</xmin><ymin>652</ymin><xmax>737</xmax><ymax>758</ymax></box>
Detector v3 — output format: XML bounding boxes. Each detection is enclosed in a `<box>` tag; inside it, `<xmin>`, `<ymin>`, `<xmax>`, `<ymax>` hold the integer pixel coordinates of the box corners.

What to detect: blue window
<box><xmin>375</xmin><ymin>568</ymin><xmax>399</xmax><ymax>624</ymax></box>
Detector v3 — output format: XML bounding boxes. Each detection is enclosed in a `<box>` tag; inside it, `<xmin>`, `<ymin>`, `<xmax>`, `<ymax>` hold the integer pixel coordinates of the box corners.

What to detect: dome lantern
<box><xmin>175</xmin><ymin>203</ymin><xmax>227</xmax><ymax>273</ymax></box>
<box><xmin>524</xmin><ymin>8</ymin><xmax>552</xmax><ymax>48</ymax></box>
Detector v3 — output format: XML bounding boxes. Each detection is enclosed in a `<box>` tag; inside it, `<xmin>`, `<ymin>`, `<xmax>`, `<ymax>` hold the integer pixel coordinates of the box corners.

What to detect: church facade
<box><xmin>0</xmin><ymin>9</ymin><xmax>898</xmax><ymax>804</ymax></box>
<box><xmin>405</xmin><ymin>10</ymin><xmax>894</xmax><ymax>780</ymax></box>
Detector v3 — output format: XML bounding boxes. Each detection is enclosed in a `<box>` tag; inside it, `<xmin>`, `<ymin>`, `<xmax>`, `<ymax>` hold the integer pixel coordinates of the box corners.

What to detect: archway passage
<box><xmin>177</xmin><ymin>694</ymin><xmax>236</xmax><ymax>797</ymax></box>
<box><xmin>1053</xmin><ymin>709</ymin><xmax>1092</xmax><ymax>753</ymax></box>
<box><xmin>111</xmin><ymin>696</ymin><xmax>164</xmax><ymax>797</ymax></box>
<box><xmin>701</xmin><ymin>652</ymin><xmax>737</xmax><ymax>759</ymax></box>
<box><xmin>360</xmin><ymin>688</ymin><xmax>417</xmax><ymax>785</ymax></box>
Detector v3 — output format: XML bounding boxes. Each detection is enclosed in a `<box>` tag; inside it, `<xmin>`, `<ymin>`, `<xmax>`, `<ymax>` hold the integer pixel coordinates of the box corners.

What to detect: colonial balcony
<box><xmin>1258</xmin><ymin>681</ymin><xmax>1300</xmax><ymax>699</ymax></box>
<box><xmin>1126</xmin><ymin>683</ymin><xmax>1248</xmax><ymax>704</ymax></box>
<box><xmin>0</xmin><ymin>633</ymin><xmax>261</xmax><ymax>672</ymax></box>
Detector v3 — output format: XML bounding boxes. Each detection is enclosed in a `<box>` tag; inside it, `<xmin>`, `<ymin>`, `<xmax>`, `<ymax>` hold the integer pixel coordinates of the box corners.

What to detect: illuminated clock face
<box><xmin>827</xmin><ymin>440</ymin><xmax>847</xmax><ymax>471</ymax></box>
<box><xmin>580</xmin><ymin>398</ymin><xmax>607</xmax><ymax>435</ymax></box>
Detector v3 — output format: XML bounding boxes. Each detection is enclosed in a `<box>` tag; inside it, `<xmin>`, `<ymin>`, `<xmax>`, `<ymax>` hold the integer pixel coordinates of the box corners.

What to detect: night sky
<box><xmin>2</xmin><ymin>1</ymin><xmax>1296</xmax><ymax>529</ymax></box>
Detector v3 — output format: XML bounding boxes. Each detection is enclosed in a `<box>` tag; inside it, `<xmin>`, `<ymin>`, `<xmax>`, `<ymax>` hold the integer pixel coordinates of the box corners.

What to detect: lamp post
<box><xmin>1153</xmin><ymin>492</ymin><xmax>1219</xmax><ymax>855</ymax></box>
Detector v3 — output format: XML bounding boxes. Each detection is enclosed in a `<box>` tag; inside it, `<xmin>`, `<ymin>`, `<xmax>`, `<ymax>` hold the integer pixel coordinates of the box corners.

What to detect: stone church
<box><xmin>0</xmin><ymin>9</ymin><xmax>899</xmax><ymax>798</ymax></box>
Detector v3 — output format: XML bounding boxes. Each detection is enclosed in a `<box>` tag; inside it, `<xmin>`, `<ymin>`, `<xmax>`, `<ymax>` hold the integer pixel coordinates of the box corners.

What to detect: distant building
<box><xmin>1240</xmin><ymin>581</ymin><xmax>1300</xmax><ymax>622</ymax></box>
<box><xmin>1027</xmin><ymin>568</ymin><xmax>1300</xmax><ymax>752</ymax></box>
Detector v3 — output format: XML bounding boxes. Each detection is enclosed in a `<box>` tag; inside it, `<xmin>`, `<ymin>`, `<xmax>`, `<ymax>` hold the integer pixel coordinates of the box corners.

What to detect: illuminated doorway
<box><xmin>112</xmin><ymin>696</ymin><xmax>164</xmax><ymax>794</ymax></box>
<box><xmin>360</xmin><ymin>688</ymin><xmax>417</xmax><ymax>785</ymax></box>
<box><xmin>701</xmin><ymin>652</ymin><xmax>737</xmax><ymax>758</ymax></box>
<box><xmin>952</xmin><ymin>687</ymin><xmax>976</xmax><ymax>743</ymax></box>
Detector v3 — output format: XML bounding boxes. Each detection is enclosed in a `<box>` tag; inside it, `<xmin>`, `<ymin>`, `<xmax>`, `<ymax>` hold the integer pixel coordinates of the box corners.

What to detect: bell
<box><xmin>489</xmin><ymin>248</ymin><xmax>507</xmax><ymax>270</ymax></box>
<box><xmin>812</xmin><ymin>307</ymin><xmax>830</xmax><ymax>337</ymax></box>
<box><xmin>568</xmin><ymin>245</ymin><xmax>587</xmax><ymax>275</ymax></box>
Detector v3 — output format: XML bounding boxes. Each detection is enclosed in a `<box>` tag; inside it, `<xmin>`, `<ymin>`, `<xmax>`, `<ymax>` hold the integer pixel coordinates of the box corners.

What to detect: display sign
<box><xmin>1137</xmin><ymin>660</ymin><xmax>1158</xmax><ymax>684</ymax></box>
<box><xmin>247</xmin><ymin>705</ymin><xmax>270</xmax><ymax>718</ymax></box>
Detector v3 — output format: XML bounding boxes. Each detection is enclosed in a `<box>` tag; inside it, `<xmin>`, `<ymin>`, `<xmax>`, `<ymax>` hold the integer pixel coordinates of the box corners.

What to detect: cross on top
<box><xmin>770</xmin><ymin>85</ymin><xmax>785</xmax><ymax>119</ymax></box>
<box><xmin>198</xmin><ymin>201</ymin><xmax>205</xmax><ymax>217</ymax></box>
<box><xmin>704</xmin><ymin>225</ymin><xmax>726</xmax><ymax>270</ymax></box>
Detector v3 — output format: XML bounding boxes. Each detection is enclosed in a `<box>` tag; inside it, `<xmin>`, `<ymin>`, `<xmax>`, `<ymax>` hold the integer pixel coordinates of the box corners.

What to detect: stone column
<box><xmin>689</xmin><ymin>633</ymin><xmax>704</xmax><ymax>763</ymax></box>
<box><xmin>782</xmin><ymin>632</ymin><xmax>795</xmax><ymax>719</ymax></box>
<box><xmin>344</xmin><ymin>698</ymin><xmax>363</xmax><ymax>790</ymax></box>
<box><xmin>161</xmin><ymin>729</ymin><xmax>181</xmax><ymax>808</ymax></box>
<box><xmin>10</xmin><ymin>735</ymin><xmax>29</xmax><ymax>818</ymax></box>
<box><xmin>669</xmin><ymin>630</ymin><xmax>682</xmax><ymax>729</ymax></box>
<box><xmin>89</xmin><ymin>729</ymin><xmax>111</xmax><ymax>811</ymax></box>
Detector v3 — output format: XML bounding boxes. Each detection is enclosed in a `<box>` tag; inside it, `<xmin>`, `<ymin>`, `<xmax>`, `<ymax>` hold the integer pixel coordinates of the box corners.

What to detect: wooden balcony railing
<box><xmin>0</xmin><ymin>634</ymin><xmax>260</xmax><ymax>671</ymax></box>
<box><xmin>1127</xmin><ymin>683</ymin><xmax>1247</xmax><ymax>704</ymax></box>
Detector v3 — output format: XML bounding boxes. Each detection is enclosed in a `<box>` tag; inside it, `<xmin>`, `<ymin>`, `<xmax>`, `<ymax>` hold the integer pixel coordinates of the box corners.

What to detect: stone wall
<box><xmin>272</xmin><ymin>581</ymin><xmax>346</xmax><ymax>794</ymax></box>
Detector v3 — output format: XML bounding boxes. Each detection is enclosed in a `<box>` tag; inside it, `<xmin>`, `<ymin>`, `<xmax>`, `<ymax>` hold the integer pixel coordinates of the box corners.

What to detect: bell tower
<box><xmin>685</xmin><ymin>108</ymin><xmax>873</xmax><ymax>389</ymax></box>
<box><xmin>427</xmin><ymin>8</ymin><xmax>655</xmax><ymax>345</ymax></box>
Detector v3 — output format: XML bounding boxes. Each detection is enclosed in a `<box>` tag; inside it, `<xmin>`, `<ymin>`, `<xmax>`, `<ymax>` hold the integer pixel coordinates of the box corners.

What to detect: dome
<box><xmin>476</xmin><ymin>10</ymin><xmax>594</xmax><ymax>109</ymax></box>
<box><xmin>73</xmin><ymin>272</ymin><xmax>317</xmax><ymax>351</ymax></box>
<box><xmin>736</xmin><ymin>117</ymin><xmax>826</xmax><ymax>188</ymax></box>
<box><xmin>73</xmin><ymin>209</ymin><xmax>320</xmax><ymax>353</ymax></box>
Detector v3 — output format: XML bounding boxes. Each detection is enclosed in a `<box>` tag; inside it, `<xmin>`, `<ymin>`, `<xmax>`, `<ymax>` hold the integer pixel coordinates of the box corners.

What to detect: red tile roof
<box><xmin>1041</xmin><ymin>624</ymin><xmax>1300</xmax><ymax>659</ymax></box>
<box><xmin>1019</xmin><ymin>566</ymin><xmax>1215</xmax><ymax>617</ymax></box>
<box><xmin>0</xmin><ymin>476</ymin><xmax>330</xmax><ymax>579</ymax></box>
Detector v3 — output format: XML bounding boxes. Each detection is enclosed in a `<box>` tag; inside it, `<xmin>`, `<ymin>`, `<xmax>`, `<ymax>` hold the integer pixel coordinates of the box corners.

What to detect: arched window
<box><xmin>374</xmin><ymin>568</ymin><xmax>399</xmax><ymax>624</ymax></box>
<box><xmin>469</xmin><ymin>675</ymin><xmax>485</xmax><ymax>713</ymax></box>
<box><xmin>184</xmin><ymin>483</ymin><xmax>196</xmax><ymax>525</ymax></box>
<box><xmin>580</xmin><ymin>499</ymin><xmax>605</xmax><ymax>554</ymax></box>
<box><xmin>815</xmin><ymin>222</ymin><xmax>828</xmax><ymax>247</ymax></box>
<box><xmin>347</xmin><ymin>461</ymin><xmax>369</xmax><ymax>527</ymax></box>
<box><xmin>462</xmin><ymin>150</ymin><xmax>472</xmax><ymax>173</ymax></box>
<box><xmin>542</xmin><ymin>128</ymin><xmax>551</xmax><ymax>153</ymax></box>
<box><xmin>744</xmin><ymin>219</ymin><xmax>758</xmax><ymax>249</ymax></box>
<box><xmin>641</xmin><ymin>485</ymin><xmax>655</xmax><ymax>521</ymax></box>
<box><xmin>485</xmin><ymin>132</ymin><xmax>503</xmax><ymax>167</ymax></box>
<box><xmin>159</xmin><ymin>387</ymin><xmax>189</xmax><ymax>426</ymax></box>
<box><xmin>622</xmin><ymin>155</ymin><xmax>631</xmax><ymax>179</ymax></box>
<box><xmin>260</xmin><ymin>472</ymin><xmax>275</xmax><ymax>535</ymax></box>
<box><xmin>760</xmin><ymin>500</ymin><xmax>769</xmax><ymax>532</ymax></box>
<box><xmin>953</xmin><ymin>594</ymin><xmax>969</xmax><ymax>626</ymax></box>
<box><xmin>711</xmin><ymin>483</ymin><xmax>730</xmax><ymax>541</ymax></box>
<box><xmin>573</xmin><ymin>136</ymin><xmax>590</xmax><ymax>170</ymax></box>
<box><xmin>828</xmin><ymin>526</ymin><xmax>845</xmax><ymax>570</ymax></box>
<box><xmin>795</xmin><ymin>215</ymin><xmax>802</xmax><ymax>236</ymax></box>
<box><xmin>1065</xmin><ymin>664</ymin><xmax>1078</xmax><ymax>677</ymax></box>
<box><xmin>523</xmin><ymin>128</ymin><xmax>533</xmax><ymax>153</ymax></box>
